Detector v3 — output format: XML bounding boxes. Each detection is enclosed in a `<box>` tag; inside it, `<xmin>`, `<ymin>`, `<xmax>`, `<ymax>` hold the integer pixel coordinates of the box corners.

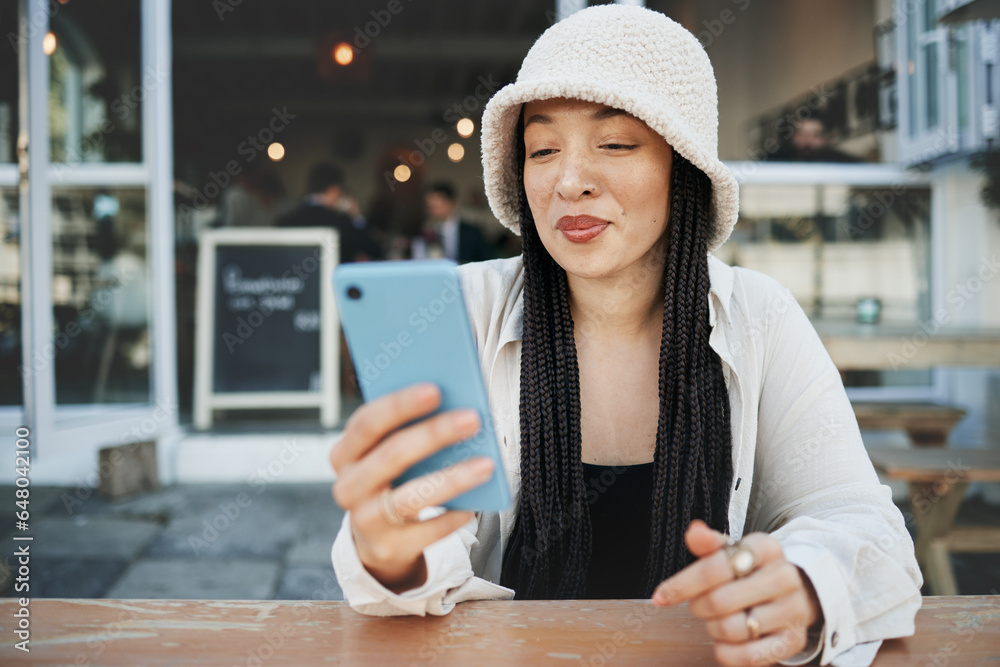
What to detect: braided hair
<box><xmin>500</xmin><ymin>124</ymin><xmax>734</xmax><ymax>599</ymax></box>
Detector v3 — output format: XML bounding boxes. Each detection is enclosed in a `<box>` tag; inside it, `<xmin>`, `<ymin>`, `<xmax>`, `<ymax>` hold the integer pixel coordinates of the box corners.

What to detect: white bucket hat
<box><xmin>480</xmin><ymin>4</ymin><xmax>739</xmax><ymax>252</ymax></box>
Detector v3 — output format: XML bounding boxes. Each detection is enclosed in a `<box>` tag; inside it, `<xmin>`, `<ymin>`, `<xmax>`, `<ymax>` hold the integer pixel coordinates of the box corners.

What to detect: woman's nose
<box><xmin>555</xmin><ymin>151</ymin><xmax>600</xmax><ymax>201</ymax></box>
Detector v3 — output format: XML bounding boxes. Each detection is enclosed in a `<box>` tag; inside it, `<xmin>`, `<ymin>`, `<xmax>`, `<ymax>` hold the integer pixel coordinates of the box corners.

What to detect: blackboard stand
<box><xmin>194</xmin><ymin>228</ymin><xmax>339</xmax><ymax>429</ymax></box>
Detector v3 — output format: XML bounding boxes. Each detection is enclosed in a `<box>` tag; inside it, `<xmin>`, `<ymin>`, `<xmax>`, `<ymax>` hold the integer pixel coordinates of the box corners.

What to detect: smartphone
<box><xmin>334</xmin><ymin>260</ymin><xmax>511</xmax><ymax>512</ymax></box>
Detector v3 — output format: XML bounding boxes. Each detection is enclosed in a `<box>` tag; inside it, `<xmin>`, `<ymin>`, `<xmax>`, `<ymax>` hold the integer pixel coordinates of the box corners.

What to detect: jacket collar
<box><xmin>707</xmin><ymin>254</ymin><xmax>734</xmax><ymax>330</ymax></box>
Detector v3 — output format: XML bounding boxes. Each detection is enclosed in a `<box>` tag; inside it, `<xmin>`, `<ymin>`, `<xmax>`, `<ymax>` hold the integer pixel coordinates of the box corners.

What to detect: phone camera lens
<box><xmin>346</xmin><ymin>286</ymin><xmax>362</xmax><ymax>300</ymax></box>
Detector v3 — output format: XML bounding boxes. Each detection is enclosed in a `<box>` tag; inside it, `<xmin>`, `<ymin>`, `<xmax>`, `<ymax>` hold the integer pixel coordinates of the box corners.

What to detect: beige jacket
<box><xmin>332</xmin><ymin>255</ymin><xmax>922</xmax><ymax>666</ymax></box>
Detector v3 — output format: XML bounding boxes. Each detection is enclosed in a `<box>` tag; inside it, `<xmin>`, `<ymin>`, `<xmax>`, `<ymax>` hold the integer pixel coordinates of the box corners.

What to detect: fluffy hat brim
<box><xmin>479</xmin><ymin>7</ymin><xmax>739</xmax><ymax>253</ymax></box>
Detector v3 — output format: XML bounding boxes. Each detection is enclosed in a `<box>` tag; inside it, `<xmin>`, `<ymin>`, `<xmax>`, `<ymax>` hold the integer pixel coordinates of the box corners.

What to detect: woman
<box><xmin>330</xmin><ymin>6</ymin><xmax>921</xmax><ymax>666</ymax></box>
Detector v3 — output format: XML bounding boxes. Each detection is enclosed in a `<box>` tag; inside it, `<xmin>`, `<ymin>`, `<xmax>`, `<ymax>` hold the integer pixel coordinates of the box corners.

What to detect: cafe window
<box><xmin>897</xmin><ymin>0</ymin><xmax>1000</xmax><ymax>163</ymax></box>
<box><xmin>718</xmin><ymin>162</ymin><xmax>936</xmax><ymax>396</ymax></box>
<box><xmin>48</xmin><ymin>1</ymin><xmax>143</xmax><ymax>164</ymax></box>
<box><xmin>0</xmin><ymin>187</ymin><xmax>19</xmax><ymax>406</ymax></box>
<box><xmin>2</xmin><ymin>0</ymin><xmax>176</xmax><ymax>455</ymax></box>
<box><xmin>50</xmin><ymin>187</ymin><xmax>150</xmax><ymax>405</ymax></box>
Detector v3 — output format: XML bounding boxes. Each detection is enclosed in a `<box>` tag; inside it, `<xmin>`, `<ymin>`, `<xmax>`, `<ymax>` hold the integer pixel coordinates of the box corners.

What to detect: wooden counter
<box><xmin>815</xmin><ymin>323</ymin><xmax>1000</xmax><ymax>370</ymax></box>
<box><xmin>1</xmin><ymin>597</ymin><xmax>998</xmax><ymax>665</ymax></box>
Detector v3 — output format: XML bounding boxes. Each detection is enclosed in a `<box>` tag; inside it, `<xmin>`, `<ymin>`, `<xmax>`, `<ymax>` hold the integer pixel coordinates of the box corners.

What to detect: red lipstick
<box><xmin>556</xmin><ymin>215</ymin><xmax>609</xmax><ymax>243</ymax></box>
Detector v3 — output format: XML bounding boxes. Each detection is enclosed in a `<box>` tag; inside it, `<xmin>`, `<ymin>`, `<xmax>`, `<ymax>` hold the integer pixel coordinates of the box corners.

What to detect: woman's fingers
<box><xmin>702</xmin><ymin>592</ymin><xmax>807</xmax><ymax>644</ymax></box>
<box><xmin>405</xmin><ymin>509</ymin><xmax>479</xmax><ymax>548</ymax></box>
<box><xmin>684</xmin><ymin>519</ymin><xmax>729</xmax><ymax>558</ymax></box>
<box><xmin>353</xmin><ymin>506</ymin><xmax>477</xmax><ymax>571</ymax></box>
<box><xmin>328</xmin><ymin>383</ymin><xmax>494</xmax><ymax>592</ymax></box>
<box><xmin>688</xmin><ymin>559</ymin><xmax>801</xmax><ymax>620</ymax></box>
<box><xmin>653</xmin><ymin>532</ymin><xmax>782</xmax><ymax>606</ymax></box>
<box><xmin>330</xmin><ymin>383</ymin><xmax>440</xmax><ymax>475</ymax></box>
<box><xmin>650</xmin><ymin>525</ymin><xmax>821</xmax><ymax>666</ymax></box>
<box><xmin>351</xmin><ymin>508</ymin><xmax>477</xmax><ymax>590</ymax></box>
<box><xmin>334</xmin><ymin>408</ymin><xmax>482</xmax><ymax>509</ymax></box>
<box><xmin>388</xmin><ymin>458</ymin><xmax>495</xmax><ymax>521</ymax></box>
<box><xmin>712</xmin><ymin>621</ymin><xmax>809</xmax><ymax>667</ymax></box>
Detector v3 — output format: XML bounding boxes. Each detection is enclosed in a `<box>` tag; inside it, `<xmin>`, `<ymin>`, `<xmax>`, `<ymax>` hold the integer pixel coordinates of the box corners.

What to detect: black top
<box><xmin>582</xmin><ymin>461</ymin><xmax>655</xmax><ymax>598</ymax></box>
<box><xmin>500</xmin><ymin>461</ymin><xmax>655</xmax><ymax>599</ymax></box>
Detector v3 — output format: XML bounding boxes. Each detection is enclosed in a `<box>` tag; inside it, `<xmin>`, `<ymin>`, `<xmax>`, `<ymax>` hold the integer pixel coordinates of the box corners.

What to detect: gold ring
<box><xmin>745</xmin><ymin>610</ymin><xmax>761</xmax><ymax>641</ymax></box>
<box><xmin>725</xmin><ymin>540</ymin><xmax>756</xmax><ymax>579</ymax></box>
<box><xmin>379</xmin><ymin>488</ymin><xmax>407</xmax><ymax>527</ymax></box>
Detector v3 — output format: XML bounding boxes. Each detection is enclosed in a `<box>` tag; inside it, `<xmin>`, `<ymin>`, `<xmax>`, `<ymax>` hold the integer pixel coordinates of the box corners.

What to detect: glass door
<box><xmin>1</xmin><ymin>0</ymin><xmax>176</xmax><ymax>467</ymax></box>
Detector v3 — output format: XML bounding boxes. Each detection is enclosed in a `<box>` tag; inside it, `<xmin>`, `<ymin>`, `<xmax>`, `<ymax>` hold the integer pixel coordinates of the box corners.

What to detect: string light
<box><xmin>267</xmin><ymin>142</ymin><xmax>285</xmax><ymax>161</ymax></box>
<box><xmin>333</xmin><ymin>43</ymin><xmax>354</xmax><ymax>66</ymax></box>
<box><xmin>456</xmin><ymin>118</ymin><xmax>474</xmax><ymax>138</ymax></box>
<box><xmin>43</xmin><ymin>32</ymin><xmax>57</xmax><ymax>55</ymax></box>
<box><xmin>393</xmin><ymin>164</ymin><xmax>412</xmax><ymax>182</ymax></box>
<box><xmin>447</xmin><ymin>143</ymin><xmax>465</xmax><ymax>162</ymax></box>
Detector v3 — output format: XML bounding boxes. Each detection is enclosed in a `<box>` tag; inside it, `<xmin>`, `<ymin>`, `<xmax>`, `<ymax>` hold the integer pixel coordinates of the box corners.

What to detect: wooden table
<box><xmin>1</xmin><ymin>597</ymin><xmax>998</xmax><ymax>665</ymax></box>
<box><xmin>853</xmin><ymin>403</ymin><xmax>967</xmax><ymax>446</ymax></box>
<box><xmin>867</xmin><ymin>447</ymin><xmax>1000</xmax><ymax>596</ymax></box>
<box><xmin>817</xmin><ymin>323</ymin><xmax>1000</xmax><ymax>447</ymax></box>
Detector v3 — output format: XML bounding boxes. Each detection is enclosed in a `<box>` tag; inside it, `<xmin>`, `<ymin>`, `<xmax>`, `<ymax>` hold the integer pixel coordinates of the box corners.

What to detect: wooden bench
<box><xmin>853</xmin><ymin>402</ymin><xmax>966</xmax><ymax>446</ymax></box>
<box><xmin>866</xmin><ymin>447</ymin><xmax>1000</xmax><ymax>595</ymax></box>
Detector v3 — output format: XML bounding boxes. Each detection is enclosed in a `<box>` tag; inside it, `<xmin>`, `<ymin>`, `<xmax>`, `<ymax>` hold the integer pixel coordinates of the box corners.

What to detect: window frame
<box><xmin>1</xmin><ymin>0</ymin><xmax>177</xmax><ymax>475</ymax></box>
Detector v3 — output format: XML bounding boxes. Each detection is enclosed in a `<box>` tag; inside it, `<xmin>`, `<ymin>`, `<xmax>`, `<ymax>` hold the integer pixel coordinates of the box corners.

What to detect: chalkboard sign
<box><xmin>194</xmin><ymin>228</ymin><xmax>338</xmax><ymax>429</ymax></box>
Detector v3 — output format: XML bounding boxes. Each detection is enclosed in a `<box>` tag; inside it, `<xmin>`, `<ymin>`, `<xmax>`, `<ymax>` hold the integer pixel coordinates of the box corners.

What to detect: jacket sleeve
<box><xmin>746</xmin><ymin>281</ymin><xmax>923</xmax><ymax>666</ymax></box>
<box><xmin>331</xmin><ymin>511</ymin><xmax>514</xmax><ymax>616</ymax></box>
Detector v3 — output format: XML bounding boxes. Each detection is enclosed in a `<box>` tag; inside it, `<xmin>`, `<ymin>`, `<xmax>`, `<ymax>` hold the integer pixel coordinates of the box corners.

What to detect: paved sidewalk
<box><xmin>0</xmin><ymin>483</ymin><xmax>345</xmax><ymax>601</ymax></box>
<box><xmin>1</xmin><ymin>483</ymin><xmax>998</xmax><ymax>600</ymax></box>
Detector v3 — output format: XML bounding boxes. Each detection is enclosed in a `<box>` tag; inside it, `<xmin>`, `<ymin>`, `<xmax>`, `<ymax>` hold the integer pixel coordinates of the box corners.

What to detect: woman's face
<box><xmin>522</xmin><ymin>97</ymin><xmax>673</xmax><ymax>281</ymax></box>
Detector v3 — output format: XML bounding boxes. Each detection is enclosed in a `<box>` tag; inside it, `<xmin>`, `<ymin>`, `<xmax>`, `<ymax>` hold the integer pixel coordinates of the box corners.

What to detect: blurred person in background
<box><xmin>221</xmin><ymin>164</ymin><xmax>294</xmax><ymax>228</ymax></box>
<box><xmin>278</xmin><ymin>162</ymin><xmax>382</xmax><ymax>264</ymax></box>
<box><xmin>411</xmin><ymin>181</ymin><xmax>494</xmax><ymax>264</ymax></box>
<box><xmin>769</xmin><ymin>116</ymin><xmax>860</xmax><ymax>163</ymax></box>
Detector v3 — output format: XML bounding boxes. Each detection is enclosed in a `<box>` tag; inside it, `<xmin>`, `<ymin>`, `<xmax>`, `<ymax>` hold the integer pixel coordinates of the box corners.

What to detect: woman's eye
<box><xmin>529</xmin><ymin>148</ymin><xmax>556</xmax><ymax>158</ymax></box>
<box><xmin>603</xmin><ymin>143</ymin><xmax>638</xmax><ymax>150</ymax></box>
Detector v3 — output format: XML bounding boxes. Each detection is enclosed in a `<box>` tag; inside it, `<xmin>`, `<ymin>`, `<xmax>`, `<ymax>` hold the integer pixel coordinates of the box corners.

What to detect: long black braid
<box><xmin>500</xmin><ymin>132</ymin><xmax>733</xmax><ymax>599</ymax></box>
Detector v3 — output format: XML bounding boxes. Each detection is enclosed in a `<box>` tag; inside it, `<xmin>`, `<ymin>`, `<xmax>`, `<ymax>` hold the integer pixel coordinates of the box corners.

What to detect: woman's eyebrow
<box><xmin>523</xmin><ymin>113</ymin><xmax>552</xmax><ymax>129</ymax></box>
<box><xmin>592</xmin><ymin>107</ymin><xmax>628</xmax><ymax>121</ymax></box>
<box><xmin>523</xmin><ymin>107</ymin><xmax>628</xmax><ymax>129</ymax></box>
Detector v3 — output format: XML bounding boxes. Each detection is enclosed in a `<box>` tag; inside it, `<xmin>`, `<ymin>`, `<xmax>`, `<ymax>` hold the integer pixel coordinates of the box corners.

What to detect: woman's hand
<box><xmin>652</xmin><ymin>520</ymin><xmax>823</xmax><ymax>667</ymax></box>
<box><xmin>329</xmin><ymin>383</ymin><xmax>495</xmax><ymax>592</ymax></box>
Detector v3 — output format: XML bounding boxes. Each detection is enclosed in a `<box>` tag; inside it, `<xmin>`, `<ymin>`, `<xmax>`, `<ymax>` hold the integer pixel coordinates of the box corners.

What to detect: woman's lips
<box><xmin>556</xmin><ymin>216</ymin><xmax>609</xmax><ymax>243</ymax></box>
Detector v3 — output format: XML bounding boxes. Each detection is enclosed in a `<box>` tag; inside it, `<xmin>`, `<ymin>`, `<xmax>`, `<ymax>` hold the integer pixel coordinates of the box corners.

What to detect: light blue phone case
<box><xmin>334</xmin><ymin>260</ymin><xmax>511</xmax><ymax>512</ymax></box>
